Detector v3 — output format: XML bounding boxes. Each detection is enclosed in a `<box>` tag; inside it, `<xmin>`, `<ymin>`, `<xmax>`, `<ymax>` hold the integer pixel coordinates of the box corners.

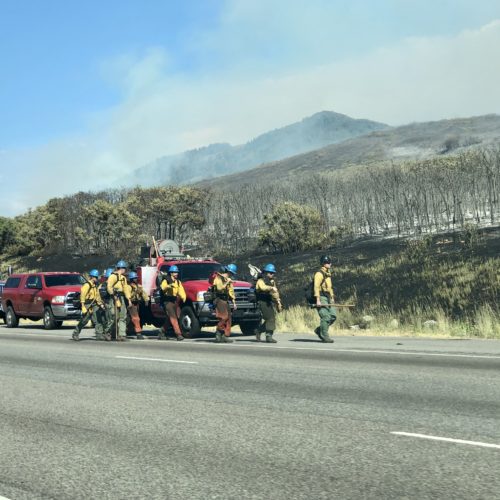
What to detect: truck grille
<box><xmin>234</xmin><ymin>287</ymin><xmax>256</xmax><ymax>308</ymax></box>
<box><xmin>65</xmin><ymin>292</ymin><xmax>80</xmax><ymax>312</ymax></box>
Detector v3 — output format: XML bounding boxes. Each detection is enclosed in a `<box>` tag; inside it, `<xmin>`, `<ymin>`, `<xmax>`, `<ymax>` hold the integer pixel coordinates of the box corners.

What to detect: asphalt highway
<box><xmin>0</xmin><ymin>325</ymin><xmax>499</xmax><ymax>499</ymax></box>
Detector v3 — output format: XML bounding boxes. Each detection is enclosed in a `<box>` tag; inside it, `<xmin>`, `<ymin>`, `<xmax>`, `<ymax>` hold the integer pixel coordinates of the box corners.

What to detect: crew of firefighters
<box><xmin>72</xmin><ymin>255</ymin><xmax>337</xmax><ymax>344</ymax></box>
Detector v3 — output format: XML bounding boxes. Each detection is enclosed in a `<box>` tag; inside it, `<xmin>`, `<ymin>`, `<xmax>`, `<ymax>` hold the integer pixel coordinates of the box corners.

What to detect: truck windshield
<box><xmin>44</xmin><ymin>275</ymin><xmax>86</xmax><ymax>287</ymax></box>
<box><xmin>160</xmin><ymin>263</ymin><xmax>222</xmax><ymax>281</ymax></box>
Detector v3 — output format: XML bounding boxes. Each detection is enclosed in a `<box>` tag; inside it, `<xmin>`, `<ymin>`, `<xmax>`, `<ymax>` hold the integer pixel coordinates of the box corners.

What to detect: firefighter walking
<box><xmin>106</xmin><ymin>260</ymin><xmax>131</xmax><ymax>341</ymax></box>
<box><xmin>72</xmin><ymin>269</ymin><xmax>107</xmax><ymax>341</ymax></box>
<box><xmin>314</xmin><ymin>256</ymin><xmax>336</xmax><ymax>343</ymax></box>
<box><xmin>213</xmin><ymin>264</ymin><xmax>237</xmax><ymax>343</ymax></box>
<box><xmin>126</xmin><ymin>271</ymin><xmax>149</xmax><ymax>339</ymax></box>
<box><xmin>255</xmin><ymin>263</ymin><xmax>283</xmax><ymax>343</ymax></box>
<box><xmin>159</xmin><ymin>265</ymin><xmax>186</xmax><ymax>341</ymax></box>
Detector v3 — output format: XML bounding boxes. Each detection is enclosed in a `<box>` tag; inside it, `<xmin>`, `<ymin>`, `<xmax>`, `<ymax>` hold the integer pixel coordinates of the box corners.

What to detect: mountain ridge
<box><xmin>130</xmin><ymin>111</ymin><xmax>389</xmax><ymax>186</ymax></box>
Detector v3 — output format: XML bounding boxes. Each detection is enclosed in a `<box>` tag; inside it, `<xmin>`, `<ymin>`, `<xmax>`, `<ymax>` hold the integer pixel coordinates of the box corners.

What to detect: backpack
<box><xmin>156</xmin><ymin>271</ymin><xmax>169</xmax><ymax>288</ymax></box>
<box><xmin>304</xmin><ymin>271</ymin><xmax>326</xmax><ymax>305</ymax></box>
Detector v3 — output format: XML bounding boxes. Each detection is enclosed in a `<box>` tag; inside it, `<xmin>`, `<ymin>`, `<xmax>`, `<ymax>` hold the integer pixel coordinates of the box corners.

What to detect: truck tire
<box><xmin>43</xmin><ymin>306</ymin><xmax>57</xmax><ymax>330</ymax></box>
<box><xmin>6</xmin><ymin>306</ymin><xmax>19</xmax><ymax>328</ymax></box>
<box><xmin>179</xmin><ymin>306</ymin><xmax>201</xmax><ymax>338</ymax></box>
<box><xmin>55</xmin><ymin>321</ymin><xmax>63</xmax><ymax>328</ymax></box>
<box><xmin>239</xmin><ymin>320</ymin><xmax>261</xmax><ymax>336</ymax></box>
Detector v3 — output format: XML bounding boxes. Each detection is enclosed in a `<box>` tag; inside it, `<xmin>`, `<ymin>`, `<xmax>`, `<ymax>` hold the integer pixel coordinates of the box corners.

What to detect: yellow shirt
<box><xmin>127</xmin><ymin>283</ymin><xmax>149</xmax><ymax>303</ymax></box>
<box><xmin>107</xmin><ymin>273</ymin><xmax>131</xmax><ymax>300</ymax></box>
<box><xmin>80</xmin><ymin>281</ymin><xmax>103</xmax><ymax>307</ymax></box>
<box><xmin>213</xmin><ymin>274</ymin><xmax>235</xmax><ymax>301</ymax></box>
<box><xmin>160</xmin><ymin>276</ymin><xmax>187</xmax><ymax>302</ymax></box>
<box><xmin>313</xmin><ymin>267</ymin><xmax>334</xmax><ymax>300</ymax></box>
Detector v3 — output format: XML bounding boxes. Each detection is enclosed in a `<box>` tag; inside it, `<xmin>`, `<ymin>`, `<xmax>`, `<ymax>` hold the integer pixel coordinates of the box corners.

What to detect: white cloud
<box><xmin>1</xmin><ymin>13</ymin><xmax>500</xmax><ymax>216</ymax></box>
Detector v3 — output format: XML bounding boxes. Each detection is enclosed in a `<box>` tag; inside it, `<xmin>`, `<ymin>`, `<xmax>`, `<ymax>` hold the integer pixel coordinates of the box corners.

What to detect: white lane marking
<box><xmin>115</xmin><ymin>355</ymin><xmax>198</xmax><ymax>365</ymax></box>
<box><xmin>189</xmin><ymin>342</ymin><xmax>500</xmax><ymax>360</ymax></box>
<box><xmin>0</xmin><ymin>495</ymin><xmax>13</xmax><ymax>500</ymax></box>
<box><xmin>391</xmin><ymin>432</ymin><xmax>500</xmax><ymax>450</ymax></box>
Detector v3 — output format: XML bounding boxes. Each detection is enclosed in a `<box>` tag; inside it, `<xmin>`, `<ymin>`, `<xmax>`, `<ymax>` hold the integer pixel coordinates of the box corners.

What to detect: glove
<box><xmin>81</xmin><ymin>305</ymin><xmax>87</xmax><ymax>314</ymax></box>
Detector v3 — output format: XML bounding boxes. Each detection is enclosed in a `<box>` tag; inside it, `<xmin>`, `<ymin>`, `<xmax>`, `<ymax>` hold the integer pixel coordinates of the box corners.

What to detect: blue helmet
<box><xmin>168</xmin><ymin>265</ymin><xmax>179</xmax><ymax>273</ymax></box>
<box><xmin>116</xmin><ymin>260</ymin><xmax>128</xmax><ymax>269</ymax></box>
<box><xmin>128</xmin><ymin>271</ymin><xmax>138</xmax><ymax>280</ymax></box>
<box><xmin>88</xmin><ymin>269</ymin><xmax>99</xmax><ymax>279</ymax></box>
<box><xmin>263</xmin><ymin>263</ymin><xmax>276</xmax><ymax>274</ymax></box>
<box><xmin>226</xmin><ymin>263</ymin><xmax>237</xmax><ymax>275</ymax></box>
<box><xmin>104</xmin><ymin>267</ymin><xmax>114</xmax><ymax>278</ymax></box>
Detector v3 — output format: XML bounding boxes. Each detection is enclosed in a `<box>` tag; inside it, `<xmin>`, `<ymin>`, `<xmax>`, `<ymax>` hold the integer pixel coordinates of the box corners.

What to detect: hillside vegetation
<box><xmin>1</xmin><ymin>113</ymin><xmax>499</xmax><ymax>336</ymax></box>
<box><xmin>129</xmin><ymin>111</ymin><xmax>387</xmax><ymax>185</ymax></box>
<box><xmin>199</xmin><ymin>114</ymin><xmax>500</xmax><ymax>189</ymax></box>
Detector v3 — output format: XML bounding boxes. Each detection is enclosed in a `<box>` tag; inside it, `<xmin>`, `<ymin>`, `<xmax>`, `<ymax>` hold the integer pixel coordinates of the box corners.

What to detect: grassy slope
<box><xmin>229</xmin><ymin>227</ymin><xmax>500</xmax><ymax>337</ymax></box>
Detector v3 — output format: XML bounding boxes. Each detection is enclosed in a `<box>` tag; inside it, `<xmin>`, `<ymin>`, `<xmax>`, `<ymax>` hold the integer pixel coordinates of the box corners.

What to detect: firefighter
<box><xmin>212</xmin><ymin>264</ymin><xmax>237</xmax><ymax>343</ymax></box>
<box><xmin>72</xmin><ymin>269</ymin><xmax>106</xmax><ymax>341</ymax></box>
<box><xmin>126</xmin><ymin>271</ymin><xmax>149</xmax><ymax>339</ymax></box>
<box><xmin>313</xmin><ymin>255</ymin><xmax>336</xmax><ymax>343</ymax></box>
<box><xmin>106</xmin><ymin>260</ymin><xmax>131</xmax><ymax>341</ymax></box>
<box><xmin>255</xmin><ymin>263</ymin><xmax>283</xmax><ymax>343</ymax></box>
<box><xmin>158</xmin><ymin>265</ymin><xmax>186</xmax><ymax>341</ymax></box>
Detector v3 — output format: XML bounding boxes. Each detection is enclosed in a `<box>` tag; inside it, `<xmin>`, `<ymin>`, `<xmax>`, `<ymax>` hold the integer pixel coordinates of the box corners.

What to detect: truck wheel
<box><xmin>55</xmin><ymin>321</ymin><xmax>63</xmax><ymax>328</ymax></box>
<box><xmin>239</xmin><ymin>320</ymin><xmax>261</xmax><ymax>336</ymax></box>
<box><xmin>6</xmin><ymin>306</ymin><xmax>19</xmax><ymax>328</ymax></box>
<box><xmin>43</xmin><ymin>306</ymin><xmax>57</xmax><ymax>330</ymax></box>
<box><xmin>179</xmin><ymin>306</ymin><xmax>201</xmax><ymax>338</ymax></box>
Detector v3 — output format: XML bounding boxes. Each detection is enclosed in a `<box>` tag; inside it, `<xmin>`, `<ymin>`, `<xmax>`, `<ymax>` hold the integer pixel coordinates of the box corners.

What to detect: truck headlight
<box><xmin>51</xmin><ymin>296</ymin><xmax>66</xmax><ymax>305</ymax></box>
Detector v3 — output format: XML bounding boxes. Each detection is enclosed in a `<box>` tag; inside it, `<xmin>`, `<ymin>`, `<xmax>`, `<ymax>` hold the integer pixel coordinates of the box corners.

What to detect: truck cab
<box><xmin>1</xmin><ymin>272</ymin><xmax>84</xmax><ymax>329</ymax></box>
<box><xmin>136</xmin><ymin>240</ymin><xmax>261</xmax><ymax>337</ymax></box>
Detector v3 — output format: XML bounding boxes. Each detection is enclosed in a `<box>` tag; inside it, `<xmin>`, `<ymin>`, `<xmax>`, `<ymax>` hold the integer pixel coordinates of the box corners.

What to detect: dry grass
<box><xmin>275</xmin><ymin>305</ymin><xmax>500</xmax><ymax>339</ymax></box>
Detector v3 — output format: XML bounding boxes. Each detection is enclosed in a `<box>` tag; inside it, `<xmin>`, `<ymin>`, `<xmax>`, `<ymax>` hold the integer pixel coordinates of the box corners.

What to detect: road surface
<box><xmin>0</xmin><ymin>325</ymin><xmax>499</xmax><ymax>499</ymax></box>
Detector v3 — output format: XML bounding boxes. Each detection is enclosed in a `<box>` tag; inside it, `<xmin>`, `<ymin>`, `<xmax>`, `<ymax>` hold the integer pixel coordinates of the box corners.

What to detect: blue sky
<box><xmin>1</xmin><ymin>0</ymin><xmax>500</xmax><ymax>215</ymax></box>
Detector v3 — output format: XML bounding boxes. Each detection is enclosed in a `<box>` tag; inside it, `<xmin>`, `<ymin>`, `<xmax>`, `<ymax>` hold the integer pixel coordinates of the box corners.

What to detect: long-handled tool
<box><xmin>312</xmin><ymin>303</ymin><xmax>355</xmax><ymax>308</ymax></box>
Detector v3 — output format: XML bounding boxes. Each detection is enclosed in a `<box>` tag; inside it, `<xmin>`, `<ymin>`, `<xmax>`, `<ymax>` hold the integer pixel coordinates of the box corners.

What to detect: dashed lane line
<box><xmin>391</xmin><ymin>432</ymin><xmax>500</xmax><ymax>450</ymax></box>
<box><xmin>115</xmin><ymin>355</ymin><xmax>198</xmax><ymax>364</ymax></box>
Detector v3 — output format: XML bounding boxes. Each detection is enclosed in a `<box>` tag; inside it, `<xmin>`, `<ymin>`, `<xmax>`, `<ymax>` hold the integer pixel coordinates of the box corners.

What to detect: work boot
<box><xmin>104</xmin><ymin>333</ymin><xmax>112</xmax><ymax>341</ymax></box>
<box><xmin>95</xmin><ymin>335</ymin><xmax>106</xmax><ymax>341</ymax></box>
<box><xmin>256</xmin><ymin>332</ymin><xmax>261</xmax><ymax>342</ymax></box>
<box><xmin>158</xmin><ymin>329</ymin><xmax>168</xmax><ymax>340</ymax></box>
<box><xmin>136</xmin><ymin>334</ymin><xmax>145</xmax><ymax>340</ymax></box>
<box><xmin>314</xmin><ymin>327</ymin><xmax>323</xmax><ymax>340</ymax></box>
<box><xmin>322</xmin><ymin>335</ymin><xmax>334</xmax><ymax>343</ymax></box>
<box><xmin>222</xmin><ymin>335</ymin><xmax>233</xmax><ymax>343</ymax></box>
<box><xmin>72</xmin><ymin>331</ymin><xmax>80</xmax><ymax>341</ymax></box>
<box><xmin>215</xmin><ymin>330</ymin><xmax>223</xmax><ymax>343</ymax></box>
<box><xmin>266</xmin><ymin>333</ymin><xmax>277</xmax><ymax>343</ymax></box>
<box><xmin>176</xmin><ymin>335</ymin><xmax>185</xmax><ymax>341</ymax></box>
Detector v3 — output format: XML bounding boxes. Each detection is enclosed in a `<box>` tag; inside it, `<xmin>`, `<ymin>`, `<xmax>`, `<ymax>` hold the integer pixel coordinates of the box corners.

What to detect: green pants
<box><xmin>74</xmin><ymin>306</ymin><xmax>100</xmax><ymax>335</ymax></box>
<box><xmin>104</xmin><ymin>298</ymin><xmax>114</xmax><ymax>336</ymax></box>
<box><xmin>258</xmin><ymin>300</ymin><xmax>276</xmax><ymax>333</ymax></box>
<box><xmin>317</xmin><ymin>295</ymin><xmax>337</xmax><ymax>339</ymax></box>
<box><xmin>106</xmin><ymin>298</ymin><xmax>127</xmax><ymax>338</ymax></box>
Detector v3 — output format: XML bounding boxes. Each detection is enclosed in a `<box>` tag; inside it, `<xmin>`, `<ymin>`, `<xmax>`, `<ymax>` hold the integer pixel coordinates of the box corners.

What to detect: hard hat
<box><xmin>320</xmin><ymin>255</ymin><xmax>332</xmax><ymax>265</ymax></box>
<box><xmin>104</xmin><ymin>267</ymin><xmax>114</xmax><ymax>278</ymax></box>
<box><xmin>116</xmin><ymin>260</ymin><xmax>128</xmax><ymax>269</ymax></box>
<box><xmin>263</xmin><ymin>263</ymin><xmax>276</xmax><ymax>273</ymax></box>
<box><xmin>168</xmin><ymin>265</ymin><xmax>180</xmax><ymax>273</ymax></box>
<box><xmin>226</xmin><ymin>263</ymin><xmax>237</xmax><ymax>275</ymax></box>
<box><xmin>88</xmin><ymin>269</ymin><xmax>99</xmax><ymax>278</ymax></box>
<box><xmin>128</xmin><ymin>271</ymin><xmax>138</xmax><ymax>280</ymax></box>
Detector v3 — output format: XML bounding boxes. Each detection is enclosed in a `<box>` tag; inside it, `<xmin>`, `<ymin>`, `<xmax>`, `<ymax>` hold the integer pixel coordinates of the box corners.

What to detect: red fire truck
<box><xmin>136</xmin><ymin>240</ymin><xmax>261</xmax><ymax>337</ymax></box>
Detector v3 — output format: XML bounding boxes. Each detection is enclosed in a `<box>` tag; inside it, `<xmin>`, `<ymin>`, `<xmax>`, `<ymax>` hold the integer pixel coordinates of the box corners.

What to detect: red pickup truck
<box><xmin>1</xmin><ymin>272</ymin><xmax>85</xmax><ymax>329</ymax></box>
